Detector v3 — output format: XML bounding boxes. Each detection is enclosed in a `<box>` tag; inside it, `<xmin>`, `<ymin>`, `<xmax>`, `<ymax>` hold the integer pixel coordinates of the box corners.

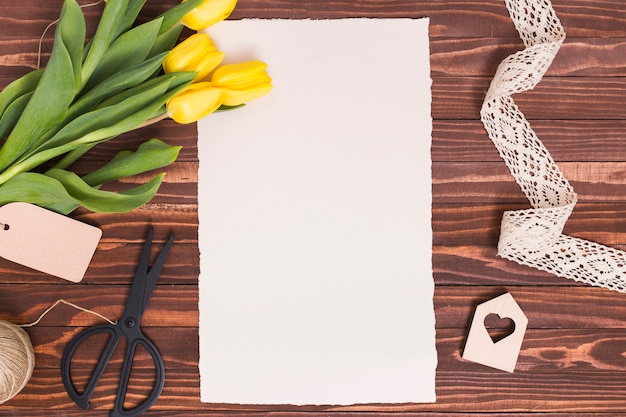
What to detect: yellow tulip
<box><xmin>180</xmin><ymin>0</ymin><xmax>237</xmax><ymax>31</ymax></box>
<box><xmin>211</xmin><ymin>60</ymin><xmax>273</xmax><ymax>106</ymax></box>
<box><xmin>163</xmin><ymin>33</ymin><xmax>224</xmax><ymax>82</ymax></box>
<box><xmin>166</xmin><ymin>82</ymin><xmax>224</xmax><ymax>124</ymax></box>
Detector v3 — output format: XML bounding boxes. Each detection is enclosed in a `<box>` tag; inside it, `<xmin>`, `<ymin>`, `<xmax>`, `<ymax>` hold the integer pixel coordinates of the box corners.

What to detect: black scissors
<box><xmin>61</xmin><ymin>228</ymin><xmax>174</xmax><ymax>417</ymax></box>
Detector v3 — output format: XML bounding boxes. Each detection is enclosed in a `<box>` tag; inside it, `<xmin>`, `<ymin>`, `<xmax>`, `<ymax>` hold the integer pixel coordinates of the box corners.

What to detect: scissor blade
<box><xmin>141</xmin><ymin>233</ymin><xmax>175</xmax><ymax>310</ymax></box>
<box><xmin>123</xmin><ymin>229</ymin><xmax>174</xmax><ymax>322</ymax></box>
<box><xmin>136</xmin><ymin>227</ymin><xmax>155</xmax><ymax>279</ymax></box>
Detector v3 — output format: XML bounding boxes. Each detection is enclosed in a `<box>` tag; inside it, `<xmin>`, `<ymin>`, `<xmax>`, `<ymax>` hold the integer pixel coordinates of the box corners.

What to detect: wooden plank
<box><xmin>433</xmin><ymin>245</ymin><xmax>565</xmax><ymax>286</ymax></box>
<box><xmin>230</xmin><ymin>0</ymin><xmax>626</xmax><ymax>38</ymax></box>
<box><xmin>74</xmin><ymin>205</ymin><xmax>198</xmax><ymax>241</ymax></box>
<box><xmin>5</xmin><ymin>37</ymin><xmax>626</xmax><ymax>79</ymax></box>
<box><xmin>2</xmin><ymin>1</ymin><xmax>626</xmax><ymax>40</ymax></box>
<box><xmin>13</xmin><ymin>326</ymin><xmax>626</xmax><ymax>412</ymax></box>
<box><xmin>30</xmin><ymin>326</ymin><xmax>626</xmax><ymax>374</ymax></box>
<box><xmin>0</xmin><ymin>241</ymin><xmax>199</xmax><ymax>284</ymax></box>
<box><xmin>434</xmin><ymin>286</ymin><xmax>626</xmax><ymax>330</ymax></box>
<box><xmin>28</xmin><ymin>327</ymin><xmax>199</xmax><ymax>370</ymax></box>
<box><xmin>0</xmin><ymin>284</ymin><xmax>198</xmax><ymax>327</ymax></box>
<box><xmin>5</xmin><ymin>283</ymin><xmax>626</xmax><ymax>331</ymax></box>
<box><xmin>73</xmin><ymin>157</ymin><xmax>626</xmax><ymax>206</ymax></box>
<box><xmin>433</xmin><ymin>120</ymin><xmax>626</xmax><ymax>162</ymax></box>
<box><xmin>433</xmin><ymin>77</ymin><xmax>626</xmax><ymax>120</ymax></box>
<box><xmin>0</xmin><ymin>0</ymin><xmax>181</xmax><ymax>37</ymax></box>
<box><xmin>0</xmin><ymin>240</ymin><xmax>579</xmax><ymax>297</ymax></box>
<box><xmin>9</xmin><ymin>344</ymin><xmax>626</xmax><ymax>413</ymax></box>
<box><xmin>434</xmin><ymin>162</ymin><xmax>626</xmax><ymax>203</ymax></box>
<box><xmin>433</xmin><ymin>202</ymin><xmax>626</xmax><ymax>246</ymax></box>
<box><xmin>0</xmin><ymin>413</ymin><xmax>621</xmax><ymax>417</ymax></box>
<box><xmin>431</xmin><ymin>38</ymin><xmax>626</xmax><ymax>77</ymax></box>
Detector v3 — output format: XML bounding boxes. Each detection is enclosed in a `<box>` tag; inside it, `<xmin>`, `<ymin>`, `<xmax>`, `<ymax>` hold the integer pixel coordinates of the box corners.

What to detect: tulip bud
<box><xmin>166</xmin><ymin>82</ymin><xmax>224</xmax><ymax>124</ymax></box>
<box><xmin>211</xmin><ymin>60</ymin><xmax>273</xmax><ymax>106</ymax></box>
<box><xmin>163</xmin><ymin>33</ymin><xmax>224</xmax><ymax>82</ymax></box>
<box><xmin>180</xmin><ymin>0</ymin><xmax>237</xmax><ymax>31</ymax></box>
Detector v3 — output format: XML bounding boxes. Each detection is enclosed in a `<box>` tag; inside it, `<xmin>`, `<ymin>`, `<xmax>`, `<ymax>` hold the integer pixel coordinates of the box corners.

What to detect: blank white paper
<box><xmin>198</xmin><ymin>18</ymin><xmax>435</xmax><ymax>405</ymax></box>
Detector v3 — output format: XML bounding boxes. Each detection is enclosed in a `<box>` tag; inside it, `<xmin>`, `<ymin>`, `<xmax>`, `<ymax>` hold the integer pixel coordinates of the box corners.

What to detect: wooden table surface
<box><xmin>2</xmin><ymin>0</ymin><xmax>626</xmax><ymax>415</ymax></box>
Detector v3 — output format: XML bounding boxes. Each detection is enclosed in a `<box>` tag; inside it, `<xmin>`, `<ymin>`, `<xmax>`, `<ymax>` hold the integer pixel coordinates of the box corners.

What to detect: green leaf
<box><xmin>0</xmin><ymin>169</ymin><xmax>167</xmax><ymax>214</ymax></box>
<box><xmin>0</xmin><ymin>69</ymin><xmax>42</xmax><ymax>120</ymax></box>
<box><xmin>67</xmin><ymin>52</ymin><xmax>168</xmax><ymax>121</ymax></box>
<box><xmin>0</xmin><ymin>92</ymin><xmax>33</xmax><ymax>141</ymax></box>
<box><xmin>156</xmin><ymin>0</ymin><xmax>204</xmax><ymax>34</ymax></box>
<box><xmin>57</xmin><ymin>0</ymin><xmax>86</xmax><ymax>89</ymax></box>
<box><xmin>0</xmin><ymin>172</ymin><xmax>80</xmax><ymax>214</ymax></box>
<box><xmin>82</xmin><ymin>138</ymin><xmax>181</xmax><ymax>186</ymax></box>
<box><xmin>81</xmin><ymin>0</ymin><xmax>130</xmax><ymax>87</ymax></box>
<box><xmin>46</xmin><ymin>168</ymin><xmax>166</xmax><ymax>213</ymax></box>
<box><xmin>216</xmin><ymin>103</ymin><xmax>247</xmax><ymax>112</ymax></box>
<box><xmin>35</xmin><ymin>78</ymin><xmax>172</xmax><ymax>154</ymax></box>
<box><xmin>0</xmin><ymin>0</ymin><xmax>84</xmax><ymax>172</ymax></box>
<box><xmin>96</xmin><ymin>71</ymin><xmax>195</xmax><ymax>109</ymax></box>
<box><xmin>116</xmin><ymin>0</ymin><xmax>148</xmax><ymax>38</ymax></box>
<box><xmin>82</xmin><ymin>18</ymin><xmax>163</xmax><ymax>92</ymax></box>
<box><xmin>0</xmin><ymin>81</ymin><xmax>174</xmax><ymax>185</ymax></box>
<box><xmin>51</xmin><ymin>143</ymin><xmax>96</xmax><ymax>171</ymax></box>
<box><xmin>149</xmin><ymin>24</ymin><xmax>183</xmax><ymax>58</ymax></box>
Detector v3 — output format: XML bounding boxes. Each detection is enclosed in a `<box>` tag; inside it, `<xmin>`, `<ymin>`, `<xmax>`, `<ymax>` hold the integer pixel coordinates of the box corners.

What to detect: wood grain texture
<box><xmin>0</xmin><ymin>0</ymin><xmax>625</xmax><ymax>416</ymax></box>
<box><xmin>433</xmin><ymin>120</ymin><xmax>626</xmax><ymax>162</ymax></box>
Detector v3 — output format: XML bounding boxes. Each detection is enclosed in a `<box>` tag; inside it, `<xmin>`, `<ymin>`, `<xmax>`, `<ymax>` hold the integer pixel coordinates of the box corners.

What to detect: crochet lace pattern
<box><xmin>481</xmin><ymin>0</ymin><xmax>626</xmax><ymax>292</ymax></box>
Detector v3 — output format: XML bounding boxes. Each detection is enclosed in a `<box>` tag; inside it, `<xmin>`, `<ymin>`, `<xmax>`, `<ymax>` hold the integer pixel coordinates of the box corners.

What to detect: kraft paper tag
<box><xmin>0</xmin><ymin>202</ymin><xmax>102</xmax><ymax>282</ymax></box>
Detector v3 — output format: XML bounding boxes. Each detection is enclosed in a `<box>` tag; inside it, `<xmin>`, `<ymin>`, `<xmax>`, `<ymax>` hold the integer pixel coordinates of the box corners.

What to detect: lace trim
<box><xmin>481</xmin><ymin>0</ymin><xmax>626</xmax><ymax>292</ymax></box>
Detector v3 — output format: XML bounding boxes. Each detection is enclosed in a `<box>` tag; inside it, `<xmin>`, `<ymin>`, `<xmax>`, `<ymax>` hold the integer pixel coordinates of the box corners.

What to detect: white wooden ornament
<box><xmin>0</xmin><ymin>202</ymin><xmax>102</xmax><ymax>282</ymax></box>
<box><xmin>462</xmin><ymin>292</ymin><xmax>528</xmax><ymax>373</ymax></box>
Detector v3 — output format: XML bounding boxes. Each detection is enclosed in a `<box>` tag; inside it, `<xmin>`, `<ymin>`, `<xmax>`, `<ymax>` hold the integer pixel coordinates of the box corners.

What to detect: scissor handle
<box><xmin>61</xmin><ymin>324</ymin><xmax>121</xmax><ymax>410</ymax></box>
<box><xmin>110</xmin><ymin>335</ymin><xmax>165</xmax><ymax>417</ymax></box>
<box><xmin>62</xmin><ymin>323</ymin><xmax>166</xmax><ymax>417</ymax></box>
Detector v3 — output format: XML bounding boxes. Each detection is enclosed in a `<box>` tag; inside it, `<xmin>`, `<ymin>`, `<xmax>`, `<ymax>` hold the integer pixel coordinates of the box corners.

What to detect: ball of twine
<box><xmin>0</xmin><ymin>320</ymin><xmax>35</xmax><ymax>405</ymax></box>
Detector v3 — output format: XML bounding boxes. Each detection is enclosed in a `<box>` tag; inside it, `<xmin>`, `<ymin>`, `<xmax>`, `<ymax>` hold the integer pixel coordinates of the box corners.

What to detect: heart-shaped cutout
<box><xmin>483</xmin><ymin>313</ymin><xmax>516</xmax><ymax>343</ymax></box>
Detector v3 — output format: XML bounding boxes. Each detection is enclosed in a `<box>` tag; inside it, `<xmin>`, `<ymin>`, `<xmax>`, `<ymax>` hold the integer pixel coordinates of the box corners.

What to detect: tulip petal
<box><xmin>211</xmin><ymin>60</ymin><xmax>268</xmax><ymax>87</ymax></box>
<box><xmin>221</xmin><ymin>83</ymin><xmax>273</xmax><ymax>107</ymax></box>
<box><xmin>181</xmin><ymin>0</ymin><xmax>237</xmax><ymax>31</ymax></box>
<box><xmin>163</xmin><ymin>33</ymin><xmax>224</xmax><ymax>81</ymax></box>
<box><xmin>209</xmin><ymin>60</ymin><xmax>273</xmax><ymax>106</ymax></box>
<box><xmin>163</xmin><ymin>33</ymin><xmax>211</xmax><ymax>73</ymax></box>
<box><xmin>167</xmin><ymin>82</ymin><xmax>225</xmax><ymax>124</ymax></box>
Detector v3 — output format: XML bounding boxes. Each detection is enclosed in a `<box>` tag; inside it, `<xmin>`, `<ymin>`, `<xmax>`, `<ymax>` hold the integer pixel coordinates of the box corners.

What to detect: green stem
<box><xmin>81</xmin><ymin>0</ymin><xmax>129</xmax><ymax>89</ymax></box>
<box><xmin>0</xmin><ymin>139</ymin><xmax>92</xmax><ymax>186</ymax></box>
<box><xmin>0</xmin><ymin>110</ymin><xmax>169</xmax><ymax>185</ymax></box>
<box><xmin>139</xmin><ymin>113</ymin><xmax>168</xmax><ymax>128</ymax></box>
<box><xmin>51</xmin><ymin>143</ymin><xmax>96</xmax><ymax>170</ymax></box>
<box><xmin>52</xmin><ymin>112</ymin><xmax>168</xmax><ymax>171</ymax></box>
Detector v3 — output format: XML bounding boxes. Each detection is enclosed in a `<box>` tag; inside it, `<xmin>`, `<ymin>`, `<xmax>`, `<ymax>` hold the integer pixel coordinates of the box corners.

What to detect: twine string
<box><xmin>0</xmin><ymin>299</ymin><xmax>115</xmax><ymax>404</ymax></box>
<box><xmin>0</xmin><ymin>322</ymin><xmax>34</xmax><ymax>405</ymax></box>
<box><xmin>19</xmin><ymin>299</ymin><xmax>117</xmax><ymax>328</ymax></box>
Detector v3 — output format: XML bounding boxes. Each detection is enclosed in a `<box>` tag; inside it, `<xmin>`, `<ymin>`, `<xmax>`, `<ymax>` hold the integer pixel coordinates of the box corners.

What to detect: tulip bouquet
<box><xmin>0</xmin><ymin>0</ymin><xmax>271</xmax><ymax>214</ymax></box>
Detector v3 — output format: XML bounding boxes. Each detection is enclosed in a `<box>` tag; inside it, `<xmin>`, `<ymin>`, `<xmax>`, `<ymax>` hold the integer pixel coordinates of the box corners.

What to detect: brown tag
<box><xmin>0</xmin><ymin>202</ymin><xmax>102</xmax><ymax>282</ymax></box>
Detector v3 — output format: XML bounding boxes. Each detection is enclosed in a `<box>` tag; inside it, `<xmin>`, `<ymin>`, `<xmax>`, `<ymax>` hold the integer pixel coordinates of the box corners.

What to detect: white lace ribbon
<box><xmin>481</xmin><ymin>0</ymin><xmax>626</xmax><ymax>292</ymax></box>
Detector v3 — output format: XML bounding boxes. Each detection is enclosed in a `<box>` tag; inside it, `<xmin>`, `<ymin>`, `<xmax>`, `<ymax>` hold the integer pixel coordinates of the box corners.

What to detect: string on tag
<box><xmin>0</xmin><ymin>299</ymin><xmax>115</xmax><ymax>405</ymax></box>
